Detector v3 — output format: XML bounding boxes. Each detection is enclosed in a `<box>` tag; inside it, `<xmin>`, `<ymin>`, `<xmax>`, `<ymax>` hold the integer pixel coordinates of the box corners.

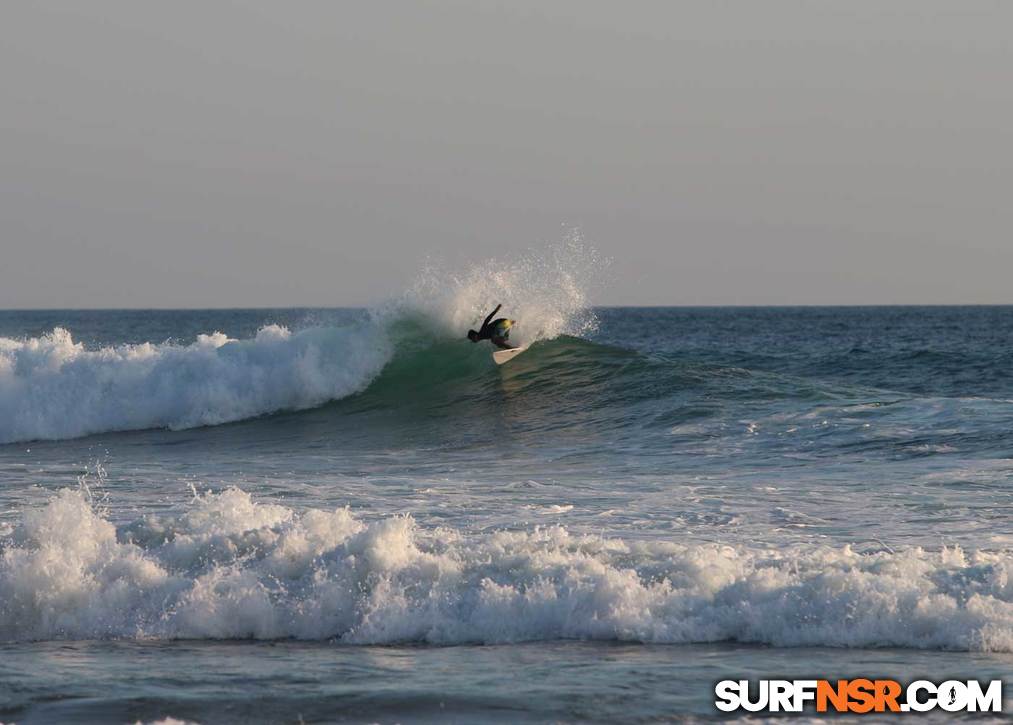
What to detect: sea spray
<box><xmin>397</xmin><ymin>231</ymin><xmax>606</xmax><ymax>345</ymax></box>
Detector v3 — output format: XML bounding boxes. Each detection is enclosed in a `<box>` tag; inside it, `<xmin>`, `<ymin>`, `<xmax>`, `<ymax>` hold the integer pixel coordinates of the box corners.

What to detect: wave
<box><xmin>0</xmin><ymin>324</ymin><xmax>394</xmax><ymax>444</ymax></box>
<box><xmin>0</xmin><ymin>239</ymin><xmax>604</xmax><ymax>444</ymax></box>
<box><xmin>2</xmin><ymin>487</ymin><xmax>1012</xmax><ymax>650</ymax></box>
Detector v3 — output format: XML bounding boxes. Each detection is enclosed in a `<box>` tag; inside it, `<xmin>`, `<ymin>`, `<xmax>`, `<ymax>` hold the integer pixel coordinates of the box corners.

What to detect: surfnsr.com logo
<box><xmin>715</xmin><ymin>679</ymin><xmax>1003</xmax><ymax>714</ymax></box>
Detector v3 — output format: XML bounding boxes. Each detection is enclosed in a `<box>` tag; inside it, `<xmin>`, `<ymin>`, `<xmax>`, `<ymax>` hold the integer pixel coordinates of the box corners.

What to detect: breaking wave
<box><xmin>0</xmin><ymin>238</ymin><xmax>603</xmax><ymax>444</ymax></box>
<box><xmin>0</xmin><ymin>324</ymin><xmax>393</xmax><ymax>443</ymax></box>
<box><xmin>2</xmin><ymin>487</ymin><xmax>1012</xmax><ymax>650</ymax></box>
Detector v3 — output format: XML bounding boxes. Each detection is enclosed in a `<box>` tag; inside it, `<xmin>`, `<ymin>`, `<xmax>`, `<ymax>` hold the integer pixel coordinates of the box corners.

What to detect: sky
<box><xmin>2</xmin><ymin>1</ymin><xmax>1011</xmax><ymax>308</ymax></box>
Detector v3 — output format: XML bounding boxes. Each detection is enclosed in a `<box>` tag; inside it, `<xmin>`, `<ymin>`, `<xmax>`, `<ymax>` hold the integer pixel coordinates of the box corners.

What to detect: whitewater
<box><xmin>3</xmin><ymin>248</ymin><xmax>1013</xmax><ymax>720</ymax></box>
<box><xmin>4</xmin><ymin>486</ymin><xmax>1013</xmax><ymax>651</ymax></box>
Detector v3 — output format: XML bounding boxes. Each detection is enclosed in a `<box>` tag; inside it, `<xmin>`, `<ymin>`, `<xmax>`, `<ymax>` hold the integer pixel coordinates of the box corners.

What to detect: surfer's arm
<box><xmin>481</xmin><ymin>304</ymin><xmax>502</xmax><ymax>331</ymax></box>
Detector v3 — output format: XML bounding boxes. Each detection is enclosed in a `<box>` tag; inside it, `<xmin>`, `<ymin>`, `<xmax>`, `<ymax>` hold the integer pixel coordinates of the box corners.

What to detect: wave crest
<box><xmin>0</xmin><ymin>323</ymin><xmax>393</xmax><ymax>443</ymax></box>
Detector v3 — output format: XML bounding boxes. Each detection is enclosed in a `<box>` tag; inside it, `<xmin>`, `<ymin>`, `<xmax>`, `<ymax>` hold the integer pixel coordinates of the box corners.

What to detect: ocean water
<box><xmin>3</xmin><ymin>289</ymin><xmax>1013</xmax><ymax>720</ymax></box>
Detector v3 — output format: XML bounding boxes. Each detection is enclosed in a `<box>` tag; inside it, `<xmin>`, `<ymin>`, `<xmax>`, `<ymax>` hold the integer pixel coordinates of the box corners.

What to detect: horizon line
<box><xmin>5</xmin><ymin>302</ymin><xmax>1013</xmax><ymax>312</ymax></box>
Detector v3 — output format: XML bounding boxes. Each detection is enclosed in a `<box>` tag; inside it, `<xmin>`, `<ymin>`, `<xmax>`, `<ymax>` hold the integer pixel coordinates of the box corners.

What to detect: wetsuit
<box><xmin>470</xmin><ymin>304</ymin><xmax>515</xmax><ymax>349</ymax></box>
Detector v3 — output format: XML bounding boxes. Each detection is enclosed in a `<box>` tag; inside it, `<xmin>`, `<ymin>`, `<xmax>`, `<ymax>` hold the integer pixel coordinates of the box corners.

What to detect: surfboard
<box><xmin>492</xmin><ymin>345</ymin><xmax>529</xmax><ymax>366</ymax></box>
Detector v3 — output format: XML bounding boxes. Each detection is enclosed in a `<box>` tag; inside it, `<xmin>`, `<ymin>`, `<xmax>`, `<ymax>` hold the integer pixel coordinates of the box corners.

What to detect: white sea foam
<box><xmin>0</xmin><ymin>323</ymin><xmax>393</xmax><ymax>443</ymax></box>
<box><xmin>2</xmin><ymin>487</ymin><xmax>1012</xmax><ymax>650</ymax></box>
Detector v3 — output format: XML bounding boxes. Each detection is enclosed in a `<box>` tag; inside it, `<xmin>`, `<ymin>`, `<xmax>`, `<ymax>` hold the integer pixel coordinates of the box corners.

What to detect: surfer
<box><xmin>467</xmin><ymin>304</ymin><xmax>516</xmax><ymax>349</ymax></box>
